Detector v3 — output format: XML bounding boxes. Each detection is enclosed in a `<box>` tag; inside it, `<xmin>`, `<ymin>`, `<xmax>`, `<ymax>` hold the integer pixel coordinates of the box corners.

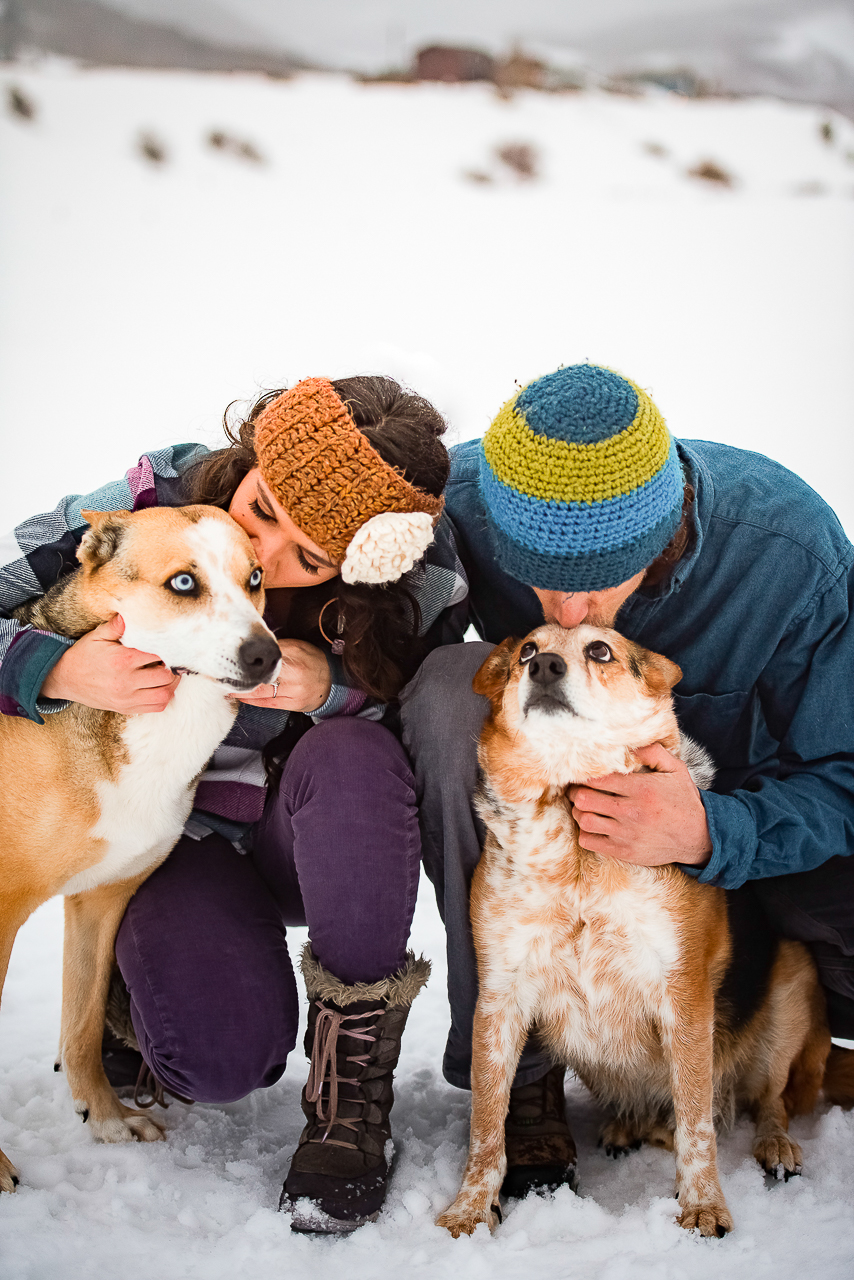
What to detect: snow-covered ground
<box><xmin>1</xmin><ymin>65</ymin><xmax>854</xmax><ymax>1278</ymax></box>
<box><xmin>3</xmin><ymin>891</ymin><xmax>854</xmax><ymax>1280</ymax></box>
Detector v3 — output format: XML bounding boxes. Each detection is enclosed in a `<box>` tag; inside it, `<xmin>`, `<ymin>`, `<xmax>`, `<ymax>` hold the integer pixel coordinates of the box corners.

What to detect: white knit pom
<box><xmin>342</xmin><ymin>511</ymin><xmax>436</xmax><ymax>585</ymax></box>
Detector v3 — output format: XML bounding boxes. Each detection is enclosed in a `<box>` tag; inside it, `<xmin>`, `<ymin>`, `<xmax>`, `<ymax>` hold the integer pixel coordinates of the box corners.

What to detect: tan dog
<box><xmin>0</xmin><ymin>505</ymin><xmax>280</xmax><ymax>1193</ymax></box>
<box><xmin>438</xmin><ymin>623</ymin><xmax>852</xmax><ymax>1239</ymax></box>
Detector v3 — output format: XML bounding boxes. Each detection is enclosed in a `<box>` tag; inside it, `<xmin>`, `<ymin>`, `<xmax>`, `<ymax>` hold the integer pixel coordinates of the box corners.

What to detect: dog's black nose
<box><xmin>528</xmin><ymin>652</ymin><xmax>567</xmax><ymax>686</ymax></box>
<box><xmin>238</xmin><ymin>629</ymin><xmax>281</xmax><ymax>683</ymax></box>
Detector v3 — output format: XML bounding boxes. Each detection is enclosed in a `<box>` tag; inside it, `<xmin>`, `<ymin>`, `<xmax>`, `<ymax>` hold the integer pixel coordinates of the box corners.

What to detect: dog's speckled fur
<box><xmin>438</xmin><ymin>623</ymin><xmax>835</xmax><ymax>1240</ymax></box>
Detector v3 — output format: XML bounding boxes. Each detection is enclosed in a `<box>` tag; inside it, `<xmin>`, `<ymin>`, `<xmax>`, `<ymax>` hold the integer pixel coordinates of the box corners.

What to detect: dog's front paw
<box><xmin>437</xmin><ymin>1197</ymin><xmax>500</xmax><ymax>1237</ymax></box>
<box><xmin>677</xmin><ymin>1199</ymin><xmax>734</xmax><ymax>1238</ymax></box>
<box><xmin>86</xmin><ymin>1109</ymin><xmax>166</xmax><ymax>1144</ymax></box>
<box><xmin>1</xmin><ymin>1148</ymin><xmax>20</xmax><ymax>1193</ymax></box>
<box><xmin>754</xmin><ymin>1132</ymin><xmax>802</xmax><ymax>1180</ymax></box>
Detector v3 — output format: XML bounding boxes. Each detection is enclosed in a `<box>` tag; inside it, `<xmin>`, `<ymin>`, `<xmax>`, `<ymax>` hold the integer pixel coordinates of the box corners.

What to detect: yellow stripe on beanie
<box><xmin>483</xmin><ymin>374</ymin><xmax>671</xmax><ymax>505</ymax></box>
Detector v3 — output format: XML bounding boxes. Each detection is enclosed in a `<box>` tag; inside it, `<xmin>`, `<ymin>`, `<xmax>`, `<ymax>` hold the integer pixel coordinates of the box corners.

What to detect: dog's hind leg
<box><xmin>600</xmin><ymin>1111</ymin><xmax>674</xmax><ymax>1157</ymax></box>
<box><xmin>59</xmin><ymin>878</ymin><xmax>165</xmax><ymax>1145</ymax></box>
<box><xmin>749</xmin><ymin>942</ymin><xmax>829</xmax><ymax>1179</ymax></box>
<box><xmin>437</xmin><ymin>997</ymin><xmax>528</xmax><ymax>1237</ymax></box>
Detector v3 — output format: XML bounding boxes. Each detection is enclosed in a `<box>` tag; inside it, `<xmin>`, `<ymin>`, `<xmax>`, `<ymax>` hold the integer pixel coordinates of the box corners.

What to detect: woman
<box><xmin>0</xmin><ymin>375</ymin><xmax>459</xmax><ymax>1233</ymax></box>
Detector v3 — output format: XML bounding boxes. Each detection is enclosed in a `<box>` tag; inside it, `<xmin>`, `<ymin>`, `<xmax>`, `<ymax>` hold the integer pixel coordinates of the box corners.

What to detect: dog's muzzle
<box><xmin>173</xmin><ymin>626</ymin><xmax>281</xmax><ymax>691</ymax></box>
<box><xmin>524</xmin><ymin>651</ymin><xmax>574</xmax><ymax>716</ymax></box>
<box><xmin>237</xmin><ymin>629</ymin><xmax>281</xmax><ymax>686</ymax></box>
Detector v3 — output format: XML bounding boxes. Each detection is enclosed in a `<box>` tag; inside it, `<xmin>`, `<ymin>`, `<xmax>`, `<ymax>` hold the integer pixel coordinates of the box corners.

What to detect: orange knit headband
<box><xmin>253</xmin><ymin>378</ymin><xmax>444</xmax><ymax>565</ymax></box>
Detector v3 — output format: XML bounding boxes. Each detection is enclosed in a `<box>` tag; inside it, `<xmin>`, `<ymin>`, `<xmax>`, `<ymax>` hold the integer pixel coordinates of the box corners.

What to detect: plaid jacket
<box><xmin>0</xmin><ymin>445</ymin><xmax>468</xmax><ymax>840</ymax></box>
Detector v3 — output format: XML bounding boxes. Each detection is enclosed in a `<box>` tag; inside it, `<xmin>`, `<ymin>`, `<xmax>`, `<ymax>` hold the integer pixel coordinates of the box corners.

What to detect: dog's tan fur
<box><xmin>0</xmin><ymin>505</ymin><xmax>279</xmax><ymax>1193</ymax></box>
<box><xmin>438</xmin><ymin>623</ymin><xmax>836</xmax><ymax>1239</ymax></box>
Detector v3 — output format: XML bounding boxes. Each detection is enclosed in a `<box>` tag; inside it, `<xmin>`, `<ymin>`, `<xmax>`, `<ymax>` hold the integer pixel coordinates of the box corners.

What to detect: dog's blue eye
<box><xmin>586</xmin><ymin>641</ymin><xmax>613</xmax><ymax>663</ymax></box>
<box><xmin>519</xmin><ymin>641</ymin><xmax>538</xmax><ymax>664</ymax></box>
<box><xmin>249</xmin><ymin>567</ymin><xmax>263</xmax><ymax>590</ymax></box>
<box><xmin>168</xmin><ymin>573</ymin><xmax>197</xmax><ymax>595</ymax></box>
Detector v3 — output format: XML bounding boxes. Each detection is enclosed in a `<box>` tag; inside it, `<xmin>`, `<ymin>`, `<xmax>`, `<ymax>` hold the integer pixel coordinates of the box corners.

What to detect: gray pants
<box><xmin>400</xmin><ymin>642</ymin><xmax>552</xmax><ymax>1089</ymax></box>
<box><xmin>400</xmin><ymin>644</ymin><xmax>854</xmax><ymax>1091</ymax></box>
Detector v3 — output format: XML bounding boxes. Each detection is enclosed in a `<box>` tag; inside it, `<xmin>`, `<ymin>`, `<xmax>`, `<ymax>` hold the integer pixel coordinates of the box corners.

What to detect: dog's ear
<box><xmin>78</xmin><ymin>510</ymin><xmax>132</xmax><ymax>571</ymax></box>
<box><xmin>472</xmin><ymin>637</ymin><xmax>519</xmax><ymax>701</ymax></box>
<box><xmin>628</xmin><ymin>640</ymin><xmax>682</xmax><ymax>695</ymax></box>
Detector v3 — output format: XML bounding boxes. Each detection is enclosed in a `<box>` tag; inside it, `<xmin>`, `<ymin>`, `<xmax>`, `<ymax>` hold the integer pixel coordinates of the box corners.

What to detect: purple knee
<box><xmin>114</xmin><ymin>833</ymin><xmax>302</xmax><ymax>1105</ymax></box>
<box><xmin>127</xmin><ymin>991</ymin><xmax>298</xmax><ymax>1106</ymax></box>
<box><xmin>285</xmin><ymin>718</ymin><xmax>413</xmax><ymax>791</ymax></box>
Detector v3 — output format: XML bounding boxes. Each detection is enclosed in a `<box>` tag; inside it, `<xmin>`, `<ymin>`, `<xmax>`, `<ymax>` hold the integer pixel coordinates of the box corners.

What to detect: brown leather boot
<box><xmin>280</xmin><ymin>947</ymin><xmax>430</xmax><ymax>1233</ymax></box>
<box><xmin>502</xmin><ymin>1063</ymin><xmax>579</xmax><ymax>1198</ymax></box>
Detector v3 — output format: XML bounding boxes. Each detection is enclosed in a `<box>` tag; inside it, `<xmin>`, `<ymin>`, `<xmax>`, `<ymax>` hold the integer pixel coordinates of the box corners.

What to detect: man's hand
<box><xmin>234</xmin><ymin>639</ymin><xmax>331</xmax><ymax>714</ymax></box>
<box><xmin>40</xmin><ymin>614</ymin><xmax>180</xmax><ymax>714</ymax></box>
<box><xmin>567</xmin><ymin>743</ymin><xmax>712</xmax><ymax>869</ymax></box>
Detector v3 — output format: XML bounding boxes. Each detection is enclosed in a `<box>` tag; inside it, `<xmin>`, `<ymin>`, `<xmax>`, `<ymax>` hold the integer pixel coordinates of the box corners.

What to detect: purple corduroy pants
<box><xmin>114</xmin><ymin>718</ymin><xmax>420</xmax><ymax>1104</ymax></box>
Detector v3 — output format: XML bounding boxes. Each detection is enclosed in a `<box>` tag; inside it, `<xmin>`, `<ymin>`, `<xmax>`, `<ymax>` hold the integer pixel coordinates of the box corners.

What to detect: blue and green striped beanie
<box><xmin>479</xmin><ymin>365</ymin><xmax>684</xmax><ymax>591</ymax></box>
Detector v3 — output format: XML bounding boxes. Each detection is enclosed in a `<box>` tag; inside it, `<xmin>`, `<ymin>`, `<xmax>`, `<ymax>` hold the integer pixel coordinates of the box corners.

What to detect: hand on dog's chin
<box><xmin>568</xmin><ymin>743</ymin><xmax>713</xmax><ymax>870</ymax></box>
<box><xmin>229</xmin><ymin>639</ymin><xmax>332</xmax><ymax>714</ymax></box>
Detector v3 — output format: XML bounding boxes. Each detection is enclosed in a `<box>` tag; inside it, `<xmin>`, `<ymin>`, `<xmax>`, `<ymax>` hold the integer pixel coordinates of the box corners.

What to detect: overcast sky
<box><xmin>104</xmin><ymin>0</ymin><xmax>797</xmax><ymax>68</ymax></box>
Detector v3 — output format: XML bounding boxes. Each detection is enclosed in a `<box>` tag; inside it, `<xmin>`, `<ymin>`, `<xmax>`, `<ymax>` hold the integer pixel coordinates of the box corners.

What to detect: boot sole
<box><xmin>501</xmin><ymin>1162</ymin><xmax>579</xmax><ymax>1200</ymax></box>
<box><xmin>282</xmin><ymin>1145</ymin><xmax>397</xmax><ymax>1234</ymax></box>
<box><xmin>287</xmin><ymin>1201</ymin><xmax>381</xmax><ymax>1234</ymax></box>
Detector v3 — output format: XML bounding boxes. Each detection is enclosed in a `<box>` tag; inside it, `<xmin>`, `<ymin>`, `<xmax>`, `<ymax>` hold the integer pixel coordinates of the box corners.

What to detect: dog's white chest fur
<box><xmin>58</xmin><ymin>678</ymin><xmax>236</xmax><ymax>896</ymax></box>
<box><xmin>478</xmin><ymin>800</ymin><xmax>681</xmax><ymax>1064</ymax></box>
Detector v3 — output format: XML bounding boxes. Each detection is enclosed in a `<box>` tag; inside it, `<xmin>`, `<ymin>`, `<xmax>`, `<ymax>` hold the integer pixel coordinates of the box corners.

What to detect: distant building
<box><xmin>495</xmin><ymin>50</ymin><xmax>547</xmax><ymax>93</ymax></box>
<box><xmin>414</xmin><ymin>46</ymin><xmax>496</xmax><ymax>84</ymax></box>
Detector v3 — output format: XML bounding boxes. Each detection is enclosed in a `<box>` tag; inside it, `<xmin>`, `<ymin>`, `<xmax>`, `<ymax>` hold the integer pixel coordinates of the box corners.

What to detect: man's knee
<box><xmin>400</xmin><ymin>642</ymin><xmax>492</xmax><ymax>771</ymax></box>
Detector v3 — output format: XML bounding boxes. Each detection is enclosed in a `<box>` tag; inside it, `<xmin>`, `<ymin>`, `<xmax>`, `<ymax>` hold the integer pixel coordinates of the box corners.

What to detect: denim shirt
<box><xmin>444</xmin><ymin>438</ymin><xmax>854</xmax><ymax>891</ymax></box>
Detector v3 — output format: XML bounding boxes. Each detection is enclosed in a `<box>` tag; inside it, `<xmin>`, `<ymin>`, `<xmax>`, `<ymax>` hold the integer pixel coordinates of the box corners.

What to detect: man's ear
<box><xmin>628</xmin><ymin>640</ymin><xmax>682</xmax><ymax>695</ymax></box>
<box><xmin>78</xmin><ymin>510</ymin><xmax>132</xmax><ymax>571</ymax></box>
<box><xmin>472</xmin><ymin>637</ymin><xmax>518</xmax><ymax>701</ymax></box>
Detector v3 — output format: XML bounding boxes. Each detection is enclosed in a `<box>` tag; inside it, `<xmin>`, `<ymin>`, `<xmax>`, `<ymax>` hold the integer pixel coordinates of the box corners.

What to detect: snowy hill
<box><xmin>0</xmin><ymin>63</ymin><xmax>853</xmax><ymax>1280</ymax></box>
<box><xmin>1</xmin><ymin>64</ymin><xmax>852</xmax><ymax>533</ymax></box>
<box><xmin>9</xmin><ymin>2</ymin><xmax>854</xmax><ymax>115</ymax></box>
<box><xmin>0</xmin><ymin>0</ymin><xmax>304</xmax><ymax>74</ymax></box>
<box><xmin>582</xmin><ymin>0</ymin><xmax>854</xmax><ymax>118</ymax></box>
<box><xmin>88</xmin><ymin>0</ymin><xmax>854</xmax><ymax>115</ymax></box>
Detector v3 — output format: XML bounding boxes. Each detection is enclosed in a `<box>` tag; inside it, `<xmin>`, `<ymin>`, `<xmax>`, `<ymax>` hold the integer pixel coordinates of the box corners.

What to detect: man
<box><xmin>400</xmin><ymin>363</ymin><xmax>854</xmax><ymax>1197</ymax></box>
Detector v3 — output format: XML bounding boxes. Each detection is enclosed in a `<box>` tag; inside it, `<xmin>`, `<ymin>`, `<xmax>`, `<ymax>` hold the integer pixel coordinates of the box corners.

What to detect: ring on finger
<box><xmin>271</xmin><ymin>677</ymin><xmax>280</xmax><ymax>699</ymax></box>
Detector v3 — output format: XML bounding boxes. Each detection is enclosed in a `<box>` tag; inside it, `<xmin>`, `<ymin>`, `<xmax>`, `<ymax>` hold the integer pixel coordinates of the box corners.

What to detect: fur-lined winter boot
<box><xmin>280</xmin><ymin>946</ymin><xmax>430</xmax><ymax>1233</ymax></box>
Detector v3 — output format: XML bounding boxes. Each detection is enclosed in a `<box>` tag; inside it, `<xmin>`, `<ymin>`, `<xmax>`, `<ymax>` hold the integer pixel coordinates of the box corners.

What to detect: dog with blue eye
<box><xmin>0</xmin><ymin>505</ymin><xmax>280</xmax><ymax>1195</ymax></box>
<box><xmin>438</xmin><ymin>622</ymin><xmax>839</xmax><ymax>1239</ymax></box>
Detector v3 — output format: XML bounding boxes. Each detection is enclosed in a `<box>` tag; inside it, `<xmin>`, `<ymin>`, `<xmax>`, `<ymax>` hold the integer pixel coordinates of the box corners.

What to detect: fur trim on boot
<box><xmin>299</xmin><ymin>946</ymin><xmax>431</xmax><ymax>1009</ymax></box>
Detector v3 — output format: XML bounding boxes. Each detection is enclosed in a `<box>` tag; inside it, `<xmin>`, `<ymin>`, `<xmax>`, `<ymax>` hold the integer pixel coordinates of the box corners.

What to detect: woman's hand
<box><xmin>39</xmin><ymin>614</ymin><xmax>181</xmax><ymax>713</ymax></box>
<box><xmin>234</xmin><ymin>639</ymin><xmax>332</xmax><ymax>714</ymax></box>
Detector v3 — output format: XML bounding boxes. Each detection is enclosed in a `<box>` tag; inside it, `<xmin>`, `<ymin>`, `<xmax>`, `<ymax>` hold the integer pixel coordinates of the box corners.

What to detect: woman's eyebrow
<box><xmin>254</xmin><ymin>480</ymin><xmax>278</xmax><ymax>515</ymax></box>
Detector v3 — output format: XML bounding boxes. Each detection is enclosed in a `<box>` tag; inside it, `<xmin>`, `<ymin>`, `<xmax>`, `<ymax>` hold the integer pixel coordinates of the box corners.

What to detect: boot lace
<box><xmin>133</xmin><ymin>1062</ymin><xmax>194</xmax><ymax>1110</ymax></box>
<box><xmin>305</xmin><ymin>1004</ymin><xmax>380</xmax><ymax>1149</ymax></box>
